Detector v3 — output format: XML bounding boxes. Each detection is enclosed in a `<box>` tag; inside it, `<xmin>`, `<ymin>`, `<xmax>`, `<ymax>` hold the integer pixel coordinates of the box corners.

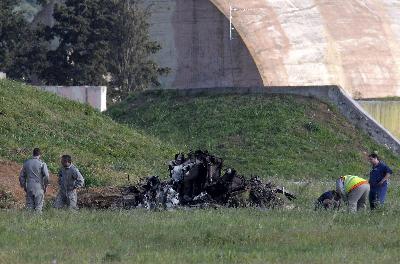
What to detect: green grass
<box><xmin>1</xmin><ymin>180</ymin><xmax>400</xmax><ymax>264</ymax></box>
<box><xmin>2</xmin><ymin>82</ymin><xmax>400</xmax><ymax>263</ymax></box>
<box><xmin>0</xmin><ymin>79</ymin><xmax>177</xmax><ymax>185</ymax></box>
<box><xmin>107</xmin><ymin>90</ymin><xmax>399</xmax><ymax>180</ymax></box>
<box><xmin>2</xmin><ymin>80</ymin><xmax>398</xmax><ymax>184</ymax></box>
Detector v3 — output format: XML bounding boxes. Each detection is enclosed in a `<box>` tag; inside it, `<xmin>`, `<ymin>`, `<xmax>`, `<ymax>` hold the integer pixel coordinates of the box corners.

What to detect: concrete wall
<box><xmin>0</xmin><ymin>72</ymin><xmax>6</xmax><ymax>79</ymax></box>
<box><xmin>34</xmin><ymin>0</ymin><xmax>263</xmax><ymax>90</ymax></box>
<box><xmin>211</xmin><ymin>0</ymin><xmax>400</xmax><ymax>98</ymax></box>
<box><xmin>149</xmin><ymin>0</ymin><xmax>263</xmax><ymax>89</ymax></box>
<box><xmin>153</xmin><ymin>85</ymin><xmax>400</xmax><ymax>155</ymax></box>
<box><xmin>37</xmin><ymin>86</ymin><xmax>107</xmax><ymax>112</ymax></box>
<box><xmin>32</xmin><ymin>0</ymin><xmax>400</xmax><ymax>98</ymax></box>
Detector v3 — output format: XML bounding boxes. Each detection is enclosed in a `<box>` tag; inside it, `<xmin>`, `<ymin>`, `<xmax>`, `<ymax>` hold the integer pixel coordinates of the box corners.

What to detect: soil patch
<box><xmin>0</xmin><ymin>159</ymin><xmax>57</xmax><ymax>208</ymax></box>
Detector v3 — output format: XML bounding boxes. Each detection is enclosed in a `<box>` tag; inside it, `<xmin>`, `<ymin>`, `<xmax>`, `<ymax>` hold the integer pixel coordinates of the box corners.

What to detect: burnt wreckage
<box><xmin>79</xmin><ymin>150</ymin><xmax>296</xmax><ymax>209</ymax></box>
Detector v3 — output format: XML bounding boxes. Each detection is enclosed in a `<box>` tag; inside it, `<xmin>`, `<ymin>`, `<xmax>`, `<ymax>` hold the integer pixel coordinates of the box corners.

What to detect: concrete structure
<box><xmin>33</xmin><ymin>0</ymin><xmax>400</xmax><ymax>98</ymax></box>
<box><xmin>0</xmin><ymin>72</ymin><xmax>6</xmax><ymax>79</ymax></box>
<box><xmin>33</xmin><ymin>0</ymin><xmax>263</xmax><ymax>90</ymax></box>
<box><xmin>156</xmin><ymin>85</ymin><xmax>400</xmax><ymax>155</ymax></box>
<box><xmin>149</xmin><ymin>0</ymin><xmax>263</xmax><ymax>89</ymax></box>
<box><xmin>37</xmin><ymin>86</ymin><xmax>107</xmax><ymax>112</ymax></box>
<box><xmin>358</xmin><ymin>100</ymin><xmax>400</xmax><ymax>140</ymax></box>
<box><xmin>210</xmin><ymin>0</ymin><xmax>400</xmax><ymax>98</ymax></box>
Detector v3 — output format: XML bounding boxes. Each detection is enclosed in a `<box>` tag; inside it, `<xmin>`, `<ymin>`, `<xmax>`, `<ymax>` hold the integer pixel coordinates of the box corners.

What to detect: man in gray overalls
<box><xmin>19</xmin><ymin>148</ymin><xmax>50</xmax><ymax>213</ymax></box>
<box><xmin>54</xmin><ymin>155</ymin><xmax>84</xmax><ymax>209</ymax></box>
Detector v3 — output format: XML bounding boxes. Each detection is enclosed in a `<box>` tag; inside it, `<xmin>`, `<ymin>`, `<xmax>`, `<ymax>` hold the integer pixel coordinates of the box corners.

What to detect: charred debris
<box><xmin>79</xmin><ymin>150</ymin><xmax>296</xmax><ymax>210</ymax></box>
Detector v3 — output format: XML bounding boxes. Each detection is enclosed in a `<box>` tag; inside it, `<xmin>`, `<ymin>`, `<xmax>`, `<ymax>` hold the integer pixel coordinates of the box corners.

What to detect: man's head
<box><xmin>175</xmin><ymin>153</ymin><xmax>185</xmax><ymax>165</ymax></box>
<box><xmin>368</xmin><ymin>153</ymin><xmax>380</xmax><ymax>166</ymax></box>
<box><xmin>61</xmin><ymin>154</ymin><xmax>72</xmax><ymax>168</ymax></box>
<box><xmin>33</xmin><ymin>148</ymin><xmax>41</xmax><ymax>157</ymax></box>
<box><xmin>331</xmin><ymin>190</ymin><xmax>341</xmax><ymax>201</ymax></box>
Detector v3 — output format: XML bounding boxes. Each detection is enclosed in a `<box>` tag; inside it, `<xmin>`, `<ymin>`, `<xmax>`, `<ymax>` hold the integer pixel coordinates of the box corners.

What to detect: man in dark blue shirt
<box><xmin>368</xmin><ymin>153</ymin><xmax>393</xmax><ymax>209</ymax></box>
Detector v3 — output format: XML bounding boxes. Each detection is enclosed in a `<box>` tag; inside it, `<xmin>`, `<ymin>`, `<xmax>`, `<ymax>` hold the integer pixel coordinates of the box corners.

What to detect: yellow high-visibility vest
<box><xmin>342</xmin><ymin>175</ymin><xmax>368</xmax><ymax>193</ymax></box>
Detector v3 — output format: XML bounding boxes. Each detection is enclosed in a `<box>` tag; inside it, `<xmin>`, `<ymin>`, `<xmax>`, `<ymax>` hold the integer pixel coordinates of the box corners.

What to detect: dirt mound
<box><xmin>78</xmin><ymin>187</ymin><xmax>123</xmax><ymax>209</ymax></box>
<box><xmin>0</xmin><ymin>159</ymin><xmax>57</xmax><ymax>208</ymax></box>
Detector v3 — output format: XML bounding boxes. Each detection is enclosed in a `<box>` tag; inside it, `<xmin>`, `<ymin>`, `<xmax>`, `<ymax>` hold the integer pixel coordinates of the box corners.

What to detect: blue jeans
<box><xmin>369</xmin><ymin>183</ymin><xmax>388</xmax><ymax>209</ymax></box>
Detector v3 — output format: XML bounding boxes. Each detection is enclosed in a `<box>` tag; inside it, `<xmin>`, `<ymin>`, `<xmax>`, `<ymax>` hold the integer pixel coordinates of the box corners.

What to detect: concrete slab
<box><xmin>38</xmin><ymin>86</ymin><xmax>107</xmax><ymax>112</ymax></box>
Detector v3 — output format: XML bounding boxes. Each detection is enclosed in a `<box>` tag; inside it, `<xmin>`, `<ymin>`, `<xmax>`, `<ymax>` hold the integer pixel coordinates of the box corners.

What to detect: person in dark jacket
<box><xmin>54</xmin><ymin>155</ymin><xmax>84</xmax><ymax>210</ymax></box>
<box><xmin>368</xmin><ymin>153</ymin><xmax>393</xmax><ymax>209</ymax></box>
<box><xmin>314</xmin><ymin>190</ymin><xmax>341</xmax><ymax>210</ymax></box>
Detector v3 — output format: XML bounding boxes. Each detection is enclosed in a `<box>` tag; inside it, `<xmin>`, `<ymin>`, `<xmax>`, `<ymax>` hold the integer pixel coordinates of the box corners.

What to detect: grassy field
<box><xmin>1</xmin><ymin>81</ymin><xmax>400</xmax><ymax>263</ymax></box>
<box><xmin>107</xmin><ymin>90</ymin><xmax>399</xmax><ymax>180</ymax></box>
<box><xmin>1</xmin><ymin>180</ymin><xmax>399</xmax><ymax>264</ymax></box>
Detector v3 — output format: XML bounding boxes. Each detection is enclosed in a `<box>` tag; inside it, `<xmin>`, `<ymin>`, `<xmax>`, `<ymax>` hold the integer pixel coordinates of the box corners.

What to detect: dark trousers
<box><xmin>369</xmin><ymin>183</ymin><xmax>388</xmax><ymax>209</ymax></box>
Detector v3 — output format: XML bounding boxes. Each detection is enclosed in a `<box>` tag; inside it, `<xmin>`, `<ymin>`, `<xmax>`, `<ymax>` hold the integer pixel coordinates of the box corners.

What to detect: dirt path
<box><xmin>0</xmin><ymin>159</ymin><xmax>57</xmax><ymax>208</ymax></box>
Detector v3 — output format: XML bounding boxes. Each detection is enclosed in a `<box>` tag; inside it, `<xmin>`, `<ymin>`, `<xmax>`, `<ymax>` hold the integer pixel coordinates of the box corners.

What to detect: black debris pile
<box><xmin>78</xmin><ymin>150</ymin><xmax>296</xmax><ymax>210</ymax></box>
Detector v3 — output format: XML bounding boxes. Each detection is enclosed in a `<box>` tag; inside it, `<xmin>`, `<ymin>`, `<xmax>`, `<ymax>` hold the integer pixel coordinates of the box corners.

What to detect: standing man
<box><xmin>368</xmin><ymin>153</ymin><xmax>393</xmax><ymax>209</ymax></box>
<box><xmin>336</xmin><ymin>175</ymin><xmax>370</xmax><ymax>212</ymax></box>
<box><xmin>19</xmin><ymin>148</ymin><xmax>50</xmax><ymax>213</ymax></box>
<box><xmin>54</xmin><ymin>155</ymin><xmax>84</xmax><ymax>210</ymax></box>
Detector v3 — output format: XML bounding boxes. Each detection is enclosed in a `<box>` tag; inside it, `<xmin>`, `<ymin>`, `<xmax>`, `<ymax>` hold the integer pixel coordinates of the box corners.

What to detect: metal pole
<box><xmin>229</xmin><ymin>5</ymin><xmax>232</xmax><ymax>40</ymax></box>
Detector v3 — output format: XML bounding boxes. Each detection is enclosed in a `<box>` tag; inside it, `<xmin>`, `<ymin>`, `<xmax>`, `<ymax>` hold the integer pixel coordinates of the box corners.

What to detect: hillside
<box><xmin>107</xmin><ymin>90</ymin><xmax>399</xmax><ymax>180</ymax></box>
<box><xmin>1</xmin><ymin>79</ymin><xmax>398</xmax><ymax>185</ymax></box>
<box><xmin>0</xmin><ymin>80</ymin><xmax>176</xmax><ymax>186</ymax></box>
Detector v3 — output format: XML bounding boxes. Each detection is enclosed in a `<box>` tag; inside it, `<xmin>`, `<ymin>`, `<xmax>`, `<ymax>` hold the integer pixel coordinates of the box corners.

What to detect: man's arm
<box><xmin>19</xmin><ymin>167</ymin><xmax>26</xmax><ymax>191</ymax></box>
<box><xmin>378</xmin><ymin>173</ymin><xmax>391</xmax><ymax>186</ymax></box>
<box><xmin>378</xmin><ymin>165</ymin><xmax>392</xmax><ymax>186</ymax></box>
<box><xmin>41</xmin><ymin>163</ymin><xmax>50</xmax><ymax>192</ymax></box>
<box><xmin>42</xmin><ymin>163</ymin><xmax>50</xmax><ymax>185</ymax></box>
<box><xmin>58</xmin><ymin>170</ymin><xmax>63</xmax><ymax>187</ymax></box>
<box><xmin>74</xmin><ymin>168</ymin><xmax>85</xmax><ymax>189</ymax></box>
<box><xmin>336</xmin><ymin>178</ymin><xmax>347</xmax><ymax>201</ymax></box>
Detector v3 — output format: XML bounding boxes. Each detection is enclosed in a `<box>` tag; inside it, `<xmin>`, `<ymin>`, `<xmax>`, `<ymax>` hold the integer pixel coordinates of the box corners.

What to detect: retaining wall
<box><xmin>37</xmin><ymin>86</ymin><xmax>107</xmax><ymax>112</ymax></box>
<box><xmin>155</xmin><ymin>85</ymin><xmax>400</xmax><ymax>155</ymax></box>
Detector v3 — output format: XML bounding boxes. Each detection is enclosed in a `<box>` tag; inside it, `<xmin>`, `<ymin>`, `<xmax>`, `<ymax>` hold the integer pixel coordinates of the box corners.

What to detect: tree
<box><xmin>43</xmin><ymin>0</ymin><xmax>168</xmax><ymax>101</ymax></box>
<box><xmin>108</xmin><ymin>0</ymin><xmax>169</xmax><ymax>101</ymax></box>
<box><xmin>0</xmin><ymin>0</ymin><xmax>26</xmax><ymax>73</ymax></box>
<box><xmin>43</xmin><ymin>0</ymin><xmax>116</xmax><ymax>86</ymax></box>
<box><xmin>0</xmin><ymin>0</ymin><xmax>49</xmax><ymax>82</ymax></box>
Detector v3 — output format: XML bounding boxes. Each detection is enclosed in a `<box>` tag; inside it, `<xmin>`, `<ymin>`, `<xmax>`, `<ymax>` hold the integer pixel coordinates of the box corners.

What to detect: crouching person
<box><xmin>336</xmin><ymin>175</ymin><xmax>370</xmax><ymax>213</ymax></box>
<box><xmin>54</xmin><ymin>155</ymin><xmax>84</xmax><ymax>210</ymax></box>
<box><xmin>314</xmin><ymin>190</ymin><xmax>341</xmax><ymax>210</ymax></box>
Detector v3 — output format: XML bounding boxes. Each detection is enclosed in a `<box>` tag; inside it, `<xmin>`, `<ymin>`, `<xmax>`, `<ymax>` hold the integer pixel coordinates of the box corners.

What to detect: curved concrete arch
<box><xmin>32</xmin><ymin>0</ymin><xmax>400</xmax><ymax>98</ymax></box>
<box><xmin>210</xmin><ymin>0</ymin><xmax>400</xmax><ymax>98</ymax></box>
<box><xmin>149</xmin><ymin>0</ymin><xmax>264</xmax><ymax>89</ymax></box>
<box><xmin>32</xmin><ymin>0</ymin><xmax>264</xmax><ymax>89</ymax></box>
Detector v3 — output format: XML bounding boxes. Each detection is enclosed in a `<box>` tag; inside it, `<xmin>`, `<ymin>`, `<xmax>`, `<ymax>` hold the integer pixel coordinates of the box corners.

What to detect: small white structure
<box><xmin>38</xmin><ymin>86</ymin><xmax>107</xmax><ymax>112</ymax></box>
<box><xmin>0</xmin><ymin>72</ymin><xmax>6</xmax><ymax>79</ymax></box>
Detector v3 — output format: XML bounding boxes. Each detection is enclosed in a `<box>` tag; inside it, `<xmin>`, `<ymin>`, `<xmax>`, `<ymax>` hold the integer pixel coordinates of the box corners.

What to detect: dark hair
<box><xmin>368</xmin><ymin>153</ymin><xmax>379</xmax><ymax>160</ymax></box>
<box><xmin>33</xmin><ymin>148</ymin><xmax>41</xmax><ymax>157</ymax></box>
<box><xmin>175</xmin><ymin>153</ymin><xmax>184</xmax><ymax>161</ymax></box>
<box><xmin>61</xmin><ymin>154</ymin><xmax>72</xmax><ymax>163</ymax></box>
